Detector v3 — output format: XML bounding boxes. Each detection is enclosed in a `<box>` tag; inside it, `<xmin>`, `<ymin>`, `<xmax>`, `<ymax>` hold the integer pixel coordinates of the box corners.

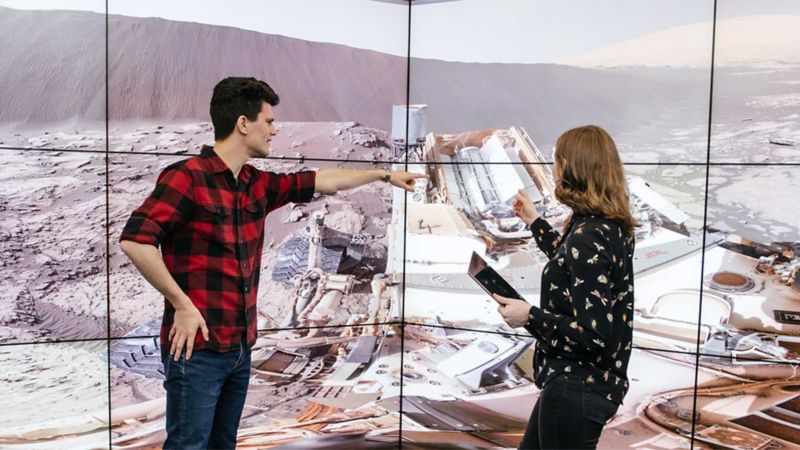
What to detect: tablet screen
<box><xmin>468</xmin><ymin>251</ymin><xmax>523</xmax><ymax>300</ymax></box>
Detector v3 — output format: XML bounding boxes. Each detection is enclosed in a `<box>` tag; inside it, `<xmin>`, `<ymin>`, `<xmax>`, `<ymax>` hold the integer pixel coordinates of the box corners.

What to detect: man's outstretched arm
<box><xmin>314</xmin><ymin>167</ymin><xmax>427</xmax><ymax>194</ymax></box>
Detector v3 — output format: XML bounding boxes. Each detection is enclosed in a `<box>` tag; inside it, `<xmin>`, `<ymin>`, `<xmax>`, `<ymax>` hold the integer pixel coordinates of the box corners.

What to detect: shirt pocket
<box><xmin>244</xmin><ymin>201</ymin><xmax>265</xmax><ymax>220</ymax></box>
<box><xmin>197</xmin><ymin>202</ymin><xmax>234</xmax><ymax>245</ymax></box>
<box><xmin>240</xmin><ymin>201</ymin><xmax>267</xmax><ymax>239</ymax></box>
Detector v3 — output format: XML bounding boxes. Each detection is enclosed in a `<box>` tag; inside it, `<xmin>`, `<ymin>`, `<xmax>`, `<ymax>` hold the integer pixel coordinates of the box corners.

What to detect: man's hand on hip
<box><xmin>169</xmin><ymin>302</ymin><xmax>210</xmax><ymax>361</ymax></box>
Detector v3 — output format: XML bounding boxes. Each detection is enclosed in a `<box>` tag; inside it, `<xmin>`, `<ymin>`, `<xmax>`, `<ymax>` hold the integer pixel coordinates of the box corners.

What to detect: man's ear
<box><xmin>236</xmin><ymin>115</ymin><xmax>249</xmax><ymax>135</ymax></box>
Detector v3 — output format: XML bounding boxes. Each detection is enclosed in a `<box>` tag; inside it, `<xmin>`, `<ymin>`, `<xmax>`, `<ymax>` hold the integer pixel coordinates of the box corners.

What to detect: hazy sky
<box><xmin>0</xmin><ymin>0</ymin><xmax>796</xmax><ymax>63</ymax></box>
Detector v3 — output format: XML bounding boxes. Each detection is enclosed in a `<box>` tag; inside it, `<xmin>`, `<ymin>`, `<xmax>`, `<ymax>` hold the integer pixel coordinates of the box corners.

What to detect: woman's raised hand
<box><xmin>513</xmin><ymin>189</ymin><xmax>540</xmax><ymax>226</ymax></box>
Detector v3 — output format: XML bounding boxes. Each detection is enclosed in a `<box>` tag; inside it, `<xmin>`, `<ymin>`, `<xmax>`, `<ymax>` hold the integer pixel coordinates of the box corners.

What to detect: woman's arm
<box><xmin>529</xmin><ymin>218</ymin><xmax>562</xmax><ymax>259</ymax></box>
<box><xmin>513</xmin><ymin>189</ymin><xmax>561</xmax><ymax>259</ymax></box>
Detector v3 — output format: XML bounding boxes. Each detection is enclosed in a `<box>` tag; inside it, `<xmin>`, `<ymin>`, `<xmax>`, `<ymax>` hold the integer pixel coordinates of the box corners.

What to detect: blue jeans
<box><xmin>519</xmin><ymin>374</ymin><xmax>619</xmax><ymax>449</ymax></box>
<box><xmin>162</xmin><ymin>342</ymin><xmax>251</xmax><ymax>450</ymax></box>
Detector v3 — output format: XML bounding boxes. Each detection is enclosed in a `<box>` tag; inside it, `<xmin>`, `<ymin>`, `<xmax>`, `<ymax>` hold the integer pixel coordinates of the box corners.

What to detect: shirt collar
<box><xmin>200</xmin><ymin>145</ymin><xmax>229</xmax><ymax>174</ymax></box>
<box><xmin>200</xmin><ymin>145</ymin><xmax>252</xmax><ymax>184</ymax></box>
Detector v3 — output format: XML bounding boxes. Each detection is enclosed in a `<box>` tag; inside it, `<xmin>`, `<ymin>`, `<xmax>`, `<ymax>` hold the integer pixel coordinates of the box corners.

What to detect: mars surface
<box><xmin>1</xmin><ymin>4</ymin><xmax>799</xmax><ymax>449</ymax></box>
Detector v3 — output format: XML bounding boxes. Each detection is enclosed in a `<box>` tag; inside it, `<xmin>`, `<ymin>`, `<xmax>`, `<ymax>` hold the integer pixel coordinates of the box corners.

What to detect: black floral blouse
<box><xmin>526</xmin><ymin>214</ymin><xmax>635</xmax><ymax>405</ymax></box>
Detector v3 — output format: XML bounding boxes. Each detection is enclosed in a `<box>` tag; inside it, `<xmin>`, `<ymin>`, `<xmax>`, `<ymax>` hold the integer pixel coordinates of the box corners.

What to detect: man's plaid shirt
<box><xmin>121</xmin><ymin>145</ymin><xmax>316</xmax><ymax>352</ymax></box>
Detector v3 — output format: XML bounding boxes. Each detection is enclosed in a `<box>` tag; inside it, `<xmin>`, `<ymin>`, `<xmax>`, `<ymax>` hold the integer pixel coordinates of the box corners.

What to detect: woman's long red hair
<box><xmin>554</xmin><ymin>125</ymin><xmax>637</xmax><ymax>236</ymax></box>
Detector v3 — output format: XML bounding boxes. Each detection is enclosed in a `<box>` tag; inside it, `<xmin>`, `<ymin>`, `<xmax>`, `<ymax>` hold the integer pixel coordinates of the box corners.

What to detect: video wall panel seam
<box><xmin>5</xmin><ymin>146</ymin><xmax>795</xmax><ymax>168</ymax></box>
<box><xmin>6</xmin><ymin>145</ymin><xmax>800</xmax><ymax>168</ymax></box>
<box><xmin>0</xmin><ymin>146</ymin><xmax>109</xmax><ymax>154</ymax></box>
<box><xmin>104</xmin><ymin>0</ymin><xmax>113</xmax><ymax>447</ymax></box>
<box><xmin>398</xmin><ymin>0</ymin><xmax>413</xmax><ymax>446</ymax></box>
<box><xmin>691</xmin><ymin>0</ymin><xmax>719</xmax><ymax>447</ymax></box>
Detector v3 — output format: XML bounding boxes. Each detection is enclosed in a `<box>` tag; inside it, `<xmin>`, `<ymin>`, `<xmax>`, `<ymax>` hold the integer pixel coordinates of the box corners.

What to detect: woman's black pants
<box><xmin>518</xmin><ymin>374</ymin><xmax>619</xmax><ymax>450</ymax></box>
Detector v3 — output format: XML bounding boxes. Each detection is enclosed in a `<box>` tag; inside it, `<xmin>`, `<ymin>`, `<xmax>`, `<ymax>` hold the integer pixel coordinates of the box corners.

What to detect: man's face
<box><xmin>243</xmin><ymin>101</ymin><xmax>277</xmax><ymax>157</ymax></box>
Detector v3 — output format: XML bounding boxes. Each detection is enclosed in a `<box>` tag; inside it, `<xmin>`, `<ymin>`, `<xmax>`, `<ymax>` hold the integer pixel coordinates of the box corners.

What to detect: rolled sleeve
<box><xmin>120</xmin><ymin>165</ymin><xmax>194</xmax><ymax>247</ymax></box>
<box><xmin>264</xmin><ymin>170</ymin><xmax>317</xmax><ymax>213</ymax></box>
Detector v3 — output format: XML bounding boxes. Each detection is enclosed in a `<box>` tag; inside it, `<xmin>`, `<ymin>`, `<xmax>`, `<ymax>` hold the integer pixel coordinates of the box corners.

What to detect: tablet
<box><xmin>467</xmin><ymin>251</ymin><xmax>524</xmax><ymax>301</ymax></box>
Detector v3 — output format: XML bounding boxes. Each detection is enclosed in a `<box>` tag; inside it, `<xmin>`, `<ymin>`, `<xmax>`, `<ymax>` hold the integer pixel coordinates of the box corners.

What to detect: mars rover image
<box><xmin>2</xmin><ymin>106</ymin><xmax>798</xmax><ymax>449</ymax></box>
<box><xmin>1</xmin><ymin>3</ymin><xmax>799</xmax><ymax>447</ymax></box>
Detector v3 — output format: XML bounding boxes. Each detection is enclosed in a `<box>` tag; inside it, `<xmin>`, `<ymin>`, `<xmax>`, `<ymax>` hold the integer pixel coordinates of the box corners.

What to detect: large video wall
<box><xmin>1</xmin><ymin>0</ymin><xmax>799</xmax><ymax>449</ymax></box>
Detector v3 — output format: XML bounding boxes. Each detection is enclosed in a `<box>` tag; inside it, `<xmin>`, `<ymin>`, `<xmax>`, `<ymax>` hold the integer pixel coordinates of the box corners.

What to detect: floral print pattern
<box><xmin>526</xmin><ymin>215</ymin><xmax>635</xmax><ymax>405</ymax></box>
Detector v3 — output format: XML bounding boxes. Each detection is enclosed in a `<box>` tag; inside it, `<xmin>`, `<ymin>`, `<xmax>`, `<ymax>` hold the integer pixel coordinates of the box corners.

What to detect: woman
<box><xmin>493</xmin><ymin>125</ymin><xmax>636</xmax><ymax>450</ymax></box>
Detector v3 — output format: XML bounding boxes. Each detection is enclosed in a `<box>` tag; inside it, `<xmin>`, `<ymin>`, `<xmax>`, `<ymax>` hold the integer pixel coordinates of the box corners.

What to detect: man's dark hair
<box><xmin>210</xmin><ymin>77</ymin><xmax>279</xmax><ymax>141</ymax></box>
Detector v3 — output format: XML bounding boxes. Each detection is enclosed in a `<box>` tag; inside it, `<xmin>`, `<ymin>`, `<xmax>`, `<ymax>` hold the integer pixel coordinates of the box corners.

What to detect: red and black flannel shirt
<box><xmin>120</xmin><ymin>145</ymin><xmax>316</xmax><ymax>352</ymax></box>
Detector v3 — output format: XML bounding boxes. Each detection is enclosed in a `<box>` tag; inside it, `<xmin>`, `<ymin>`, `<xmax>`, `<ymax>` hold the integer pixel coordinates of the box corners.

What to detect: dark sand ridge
<box><xmin>1</xmin><ymin>6</ymin><xmax>709</xmax><ymax>155</ymax></box>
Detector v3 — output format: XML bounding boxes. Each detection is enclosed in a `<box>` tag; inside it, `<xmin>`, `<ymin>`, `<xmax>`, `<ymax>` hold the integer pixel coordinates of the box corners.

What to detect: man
<box><xmin>119</xmin><ymin>77</ymin><xmax>425</xmax><ymax>450</ymax></box>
